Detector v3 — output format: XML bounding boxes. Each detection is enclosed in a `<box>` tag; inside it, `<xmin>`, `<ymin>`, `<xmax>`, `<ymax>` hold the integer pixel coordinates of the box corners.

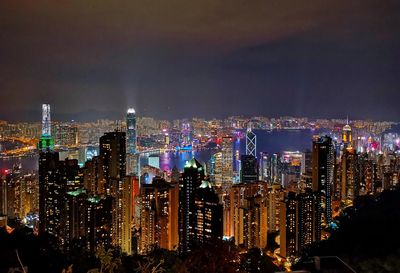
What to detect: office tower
<box><xmin>312</xmin><ymin>136</ymin><xmax>335</xmax><ymax>227</ymax></box>
<box><xmin>221</xmin><ymin>136</ymin><xmax>233</xmax><ymax>191</ymax></box>
<box><xmin>126</xmin><ymin>108</ymin><xmax>137</xmax><ymax>155</ymax></box>
<box><xmin>280</xmin><ymin>192</ymin><xmax>297</xmax><ymax>258</ymax></box>
<box><xmin>280</xmin><ymin>151</ymin><xmax>302</xmax><ymax>189</ymax></box>
<box><xmin>246</xmin><ymin>126</ymin><xmax>257</xmax><ymax>157</ymax></box>
<box><xmin>126</xmin><ymin>108</ymin><xmax>138</xmax><ymax>175</ymax></box>
<box><xmin>240</xmin><ymin>155</ymin><xmax>258</xmax><ymax>183</ymax></box>
<box><xmin>194</xmin><ymin>180</ymin><xmax>223</xmax><ymax>244</ymax></box>
<box><xmin>230</xmin><ymin>181</ymin><xmax>269</xmax><ymax>250</ymax></box>
<box><xmin>271</xmin><ymin>153</ymin><xmax>282</xmax><ymax>184</ymax></box>
<box><xmin>139</xmin><ymin>177</ymin><xmax>179</xmax><ymax>254</ymax></box>
<box><xmin>342</xmin><ymin>119</ymin><xmax>353</xmax><ymax>148</ymax></box>
<box><xmin>341</xmin><ymin>147</ymin><xmax>359</xmax><ymax>206</ymax></box>
<box><xmin>179</xmin><ymin>158</ymin><xmax>205</xmax><ymax>253</ymax></box>
<box><xmin>39</xmin><ymin>150</ymin><xmax>65</xmax><ymax>239</ymax></box>
<box><xmin>38</xmin><ymin>103</ymin><xmax>54</xmax><ymax>151</ymax></box>
<box><xmin>212</xmin><ymin>152</ymin><xmax>223</xmax><ymax>187</ymax></box>
<box><xmin>301</xmin><ymin>150</ymin><xmax>312</xmax><ymax>175</ymax></box>
<box><xmin>99</xmin><ymin>131</ymin><xmax>131</xmax><ymax>253</ymax></box>
<box><xmin>259</xmin><ymin>152</ymin><xmax>271</xmax><ymax>181</ymax></box>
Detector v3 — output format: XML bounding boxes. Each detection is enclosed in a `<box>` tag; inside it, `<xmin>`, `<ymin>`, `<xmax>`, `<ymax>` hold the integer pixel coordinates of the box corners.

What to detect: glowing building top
<box><xmin>246</xmin><ymin>123</ymin><xmax>256</xmax><ymax>157</ymax></box>
<box><xmin>126</xmin><ymin>107</ymin><xmax>137</xmax><ymax>155</ymax></box>
<box><xmin>342</xmin><ymin>118</ymin><xmax>352</xmax><ymax>145</ymax></box>
<box><xmin>42</xmin><ymin>104</ymin><xmax>51</xmax><ymax>136</ymax></box>
<box><xmin>38</xmin><ymin>103</ymin><xmax>54</xmax><ymax>151</ymax></box>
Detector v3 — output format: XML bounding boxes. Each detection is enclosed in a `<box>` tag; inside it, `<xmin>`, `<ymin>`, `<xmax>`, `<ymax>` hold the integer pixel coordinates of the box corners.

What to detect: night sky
<box><xmin>1</xmin><ymin>1</ymin><xmax>399</xmax><ymax>121</ymax></box>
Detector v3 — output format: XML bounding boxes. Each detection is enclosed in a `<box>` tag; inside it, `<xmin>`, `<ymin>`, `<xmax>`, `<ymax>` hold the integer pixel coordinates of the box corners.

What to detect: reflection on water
<box><xmin>0</xmin><ymin>129</ymin><xmax>318</xmax><ymax>172</ymax></box>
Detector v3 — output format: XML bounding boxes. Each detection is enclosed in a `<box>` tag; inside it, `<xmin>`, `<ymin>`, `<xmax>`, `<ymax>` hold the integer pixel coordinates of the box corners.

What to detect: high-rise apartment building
<box><xmin>312</xmin><ymin>136</ymin><xmax>335</xmax><ymax>228</ymax></box>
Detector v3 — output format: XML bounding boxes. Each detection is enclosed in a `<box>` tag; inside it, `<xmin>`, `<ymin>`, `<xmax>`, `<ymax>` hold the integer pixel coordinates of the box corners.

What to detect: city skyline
<box><xmin>1</xmin><ymin>2</ymin><xmax>400</xmax><ymax>272</ymax></box>
<box><xmin>1</xmin><ymin>1</ymin><xmax>400</xmax><ymax>121</ymax></box>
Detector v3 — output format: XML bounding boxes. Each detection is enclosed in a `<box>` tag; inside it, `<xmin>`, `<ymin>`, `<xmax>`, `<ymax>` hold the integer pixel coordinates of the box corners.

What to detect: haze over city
<box><xmin>1</xmin><ymin>1</ymin><xmax>400</xmax><ymax>121</ymax></box>
<box><xmin>1</xmin><ymin>2</ymin><xmax>400</xmax><ymax>273</ymax></box>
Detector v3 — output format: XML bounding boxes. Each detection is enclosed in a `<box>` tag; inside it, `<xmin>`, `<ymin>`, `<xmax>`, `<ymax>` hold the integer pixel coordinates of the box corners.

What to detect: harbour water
<box><xmin>0</xmin><ymin>129</ymin><xmax>318</xmax><ymax>172</ymax></box>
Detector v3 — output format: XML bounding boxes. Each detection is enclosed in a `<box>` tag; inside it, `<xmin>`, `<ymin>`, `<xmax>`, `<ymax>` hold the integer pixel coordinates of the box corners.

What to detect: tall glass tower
<box><xmin>38</xmin><ymin>103</ymin><xmax>54</xmax><ymax>151</ymax></box>
<box><xmin>126</xmin><ymin>108</ymin><xmax>138</xmax><ymax>175</ymax></box>
<box><xmin>126</xmin><ymin>108</ymin><xmax>137</xmax><ymax>154</ymax></box>
<box><xmin>246</xmin><ymin>125</ymin><xmax>256</xmax><ymax>157</ymax></box>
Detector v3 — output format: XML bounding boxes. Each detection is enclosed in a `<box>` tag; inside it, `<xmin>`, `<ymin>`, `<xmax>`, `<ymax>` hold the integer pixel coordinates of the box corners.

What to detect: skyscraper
<box><xmin>221</xmin><ymin>136</ymin><xmax>234</xmax><ymax>191</ymax></box>
<box><xmin>179</xmin><ymin>158</ymin><xmax>205</xmax><ymax>254</ymax></box>
<box><xmin>312</xmin><ymin>136</ymin><xmax>335</xmax><ymax>229</ymax></box>
<box><xmin>99</xmin><ymin>131</ymin><xmax>131</xmax><ymax>253</ymax></box>
<box><xmin>39</xmin><ymin>150</ymin><xmax>64</xmax><ymax>238</ymax></box>
<box><xmin>297</xmin><ymin>188</ymin><xmax>316</xmax><ymax>253</ymax></box>
<box><xmin>194</xmin><ymin>180</ymin><xmax>223</xmax><ymax>244</ymax></box>
<box><xmin>0</xmin><ymin>171</ymin><xmax>8</xmax><ymax>226</ymax></box>
<box><xmin>126</xmin><ymin>108</ymin><xmax>137</xmax><ymax>155</ymax></box>
<box><xmin>230</xmin><ymin>181</ymin><xmax>269</xmax><ymax>250</ymax></box>
<box><xmin>280</xmin><ymin>192</ymin><xmax>297</xmax><ymax>258</ymax></box>
<box><xmin>240</xmin><ymin>155</ymin><xmax>258</xmax><ymax>183</ymax></box>
<box><xmin>38</xmin><ymin>103</ymin><xmax>65</xmax><ymax>239</ymax></box>
<box><xmin>342</xmin><ymin>119</ymin><xmax>353</xmax><ymax>148</ymax></box>
<box><xmin>139</xmin><ymin>177</ymin><xmax>179</xmax><ymax>254</ymax></box>
<box><xmin>280</xmin><ymin>189</ymin><xmax>318</xmax><ymax>258</ymax></box>
<box><xmin>246</xmin><ymin>126</ymin><xmax>257</xmax><ymax>157</ymax></box>
<box><xmin>38</xmin><ymin>103</ymin><xmax>54</xmax><ymax>151</ymax></box>
<box><xmin>126</xmin><ymin>108</ymin><xmax>138</xmax><ymax>175</ymax></box>
<box><xmin>341</xmin><ymin>147</ymin><xmax>359</xmax><ymax>206</ymax></box>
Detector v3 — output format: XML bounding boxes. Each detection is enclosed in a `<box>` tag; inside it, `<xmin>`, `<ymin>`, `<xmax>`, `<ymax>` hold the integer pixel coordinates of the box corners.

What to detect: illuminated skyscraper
<box><xmin>340</xmin><ymin>147</ymin><xmax>359</xmax><ymax>206</ymax></box>
<box><xmin>230</xmin><ymin>181</ymin><xmax>269</xmax><ymax>250</ymax></box>
<box><xmin>312</xmin><ymin>136</ymin><xmax>335</xmax><ymax>228</ymax></box>
<box><xmin>342</xmin><ymin>119</ymin><xmax>353</xmax><ymax>148</ymax></box>
<box><xmin>297</xmin><ymin>188</ymin><xmax>315</xmax><ymax>252</ymax></box>
<box><xmin>126</xmin><ymin>108</ymin><xmax>137</xmax><ymax>154</ymax></box>
<box><xmin>280</xmin><ymin>192</ymin><xmax>297</xmax><ymax>258</ymax></box>
<box><xmin>221</xmin><ymin>136</ymin><xmax>234</xmax><ymax>191</ymax></box>
<box><xmin>246</xmin><ymin>126</ymin><xmax>257</xmax><ymax>157</ymax></box>
<box><xmin>42</xmin><ymin>103</ymin><xmax>51</xmax><ymax>136</ymax></box>
<box><xmin>179</xmin><ymin>158</ymin><xmax>205</xmax><ymax>253</ymax></box>
<box><xmin>38</xmin><ymin>103</ymin><xmax>54</xmax><ymax>151</ymax></box>
<box><xmin>126</xmin><ymin>108</ymin><xmax>138</xmax><ymax>175</ymax></box>
<box><xmin>241</xmin><ymin>155</ymin><xmax>258</xmax><ymax>183</ymax></box>
<box><xmin>65</xmin><ymin>188</ymin><xmax>88</xmax><ymax>249</ymax></box>
<box><xmin>267</xmin><ymin>183</ymin><xmax>284</xmax><ymax>232</ymax></box>
<box><xmin>139</xmin><ymin>177</ymin><xmax>179</xmax><ymax>254</ymax></box>
<box><xmin>99</xmin><ymin>131</ymin><xmax>131</xmax><ymax>254</ymax></box>
<box><xmin>194</xmin><ymin>180</ymin><xmax>223</xmax><ymax>244</ymax></box>
<box><xmin>280</xmin><ymin>189</ymin><xmax>318</xmax><ymax>258</ymax></box>
<box><xmin>0</xmin><ymin>171</ymin><xmax>7</xmax><ymax>225</ymax></box>
<box><xmin>39</xmin><ymin>150</ymin><xmax>65</xmax><ymax>239</ymax></box>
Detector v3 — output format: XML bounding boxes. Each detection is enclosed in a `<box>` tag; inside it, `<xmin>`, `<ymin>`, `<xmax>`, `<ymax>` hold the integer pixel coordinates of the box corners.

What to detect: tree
<box><xmin>95</xmin><ymin>247</ymin><xmax>122</xmax><ymax>273</ymax></box>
